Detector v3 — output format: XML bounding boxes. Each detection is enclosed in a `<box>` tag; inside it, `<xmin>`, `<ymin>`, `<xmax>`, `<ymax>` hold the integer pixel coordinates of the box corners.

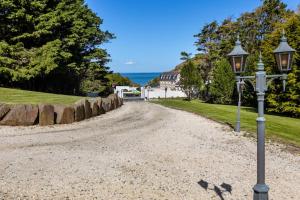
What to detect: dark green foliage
<box><xmin>194</xmin><ymin>21</ymin><xmax>220</xmax><ymax>86</ymax></box>
<box><xmin>210</xmin><ymin>59</ymin><xmax>235</xmax><ymax>104</ymax></box>
<box><xmin>79</xmin><ymin>79</ymin><xmax>107</xmax><ymax>95</ymax></box>
<box><xmin>0</xmin><ymin>0</ymin><xmax>114</xmax><ymax>95</ymax></box>
<box><xmin>263</xmin><ymin>14</ymin><xmax>300</xmax><ymax>117</ymax></box>
<box><xmin>80</xmin><ymin>73</ymin><xmax>137</xmax><ymax>95</ymax></box>
<box><xmin>106</xmin><ymin>73</ymin><xmax>135</xmax><ymax>87</ymax></box>
<box><xmin>193</xmin><ymin>0</ymin><xmax>299</xmax><ymax>117</ymax></box>
<box><xmin>180</xmin><ymin>52</ymin><xmax>203</xmax><ymax>100</ymax></box>
<box><xmin>180</xmin><ymin>51</ymin><xmax>192</xmax><ymax>60</ymax></box>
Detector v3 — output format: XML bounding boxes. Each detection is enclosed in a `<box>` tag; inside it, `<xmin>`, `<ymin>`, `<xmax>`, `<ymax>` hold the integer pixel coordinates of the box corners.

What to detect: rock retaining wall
<box><xmin>0</xmin><ymin>94</ymin><xmax>123</xmax><ymax>126</ymax></box>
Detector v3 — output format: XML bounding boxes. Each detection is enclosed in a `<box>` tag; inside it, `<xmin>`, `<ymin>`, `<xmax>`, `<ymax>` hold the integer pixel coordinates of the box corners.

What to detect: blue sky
<box><xmin>85</xmin><ymin>0</ymin><xmax>299</xmax><ymax>73</ymax></box>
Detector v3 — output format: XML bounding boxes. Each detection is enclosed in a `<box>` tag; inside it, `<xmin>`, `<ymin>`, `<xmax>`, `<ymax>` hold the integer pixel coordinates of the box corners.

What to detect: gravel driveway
<box><xmin>0</xmin><ymin>102</ymin><xmax>299</xmax><ymax>200</ymax></box>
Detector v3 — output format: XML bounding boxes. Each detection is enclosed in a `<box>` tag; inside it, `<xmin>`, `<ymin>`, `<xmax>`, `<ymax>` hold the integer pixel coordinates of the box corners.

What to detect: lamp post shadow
<box><xmin>198</xmin><ymin>179</ymin><xmax>232</xmax><ymax>200</ymax></box>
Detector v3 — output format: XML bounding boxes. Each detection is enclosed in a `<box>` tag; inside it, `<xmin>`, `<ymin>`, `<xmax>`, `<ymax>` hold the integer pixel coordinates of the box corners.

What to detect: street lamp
<box><xmin>205</xmin><ymin>79</ymin><xmax>212</xmax><ymax>100</ymax></box>
<box><xmin>274</xmin><ymin>31</ymin><xmax>295</xmax><ymax>72</ymax></box>
<box><xmin>228</xmin><ymin>36</ymin><xmax>249</xmax><ymax>74</ymax></box>
<box><xmin>147</xmin><ymin>86</ymin><xmax>151</xmax><ymax>101</ymax></box>
<box><xmin>228</xmin><ymin>31</ymin><xmax>295</xmax><ymax>200</ymax></box>
<box><xmin>228</xmin><ymin>36</ymin><xmax>249</xmax><ymax>132</ymax></box>
<box><xmin>165</xmin><ymin>87</ymin><xmax>167</xmax><ymax>99</ymax></box>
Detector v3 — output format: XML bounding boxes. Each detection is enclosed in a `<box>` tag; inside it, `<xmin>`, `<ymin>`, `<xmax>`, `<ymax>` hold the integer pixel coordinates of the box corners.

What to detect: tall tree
<box><xmin>194</xmin><ymin>21</ymin><xmax>220</xmax><ymax>64</ymax></box>
<box><xmin>180</xmin><ymin>52</ymin><xmax>203</xmax><ymax>100</ymax></box>
<box><xmin>262</xmin><ymin>13</ymin><xmax>300</xmax><ymax>117</ymax></box>
<box><xmin>209</xmin><ymin>59</ymin><xmax>235</xmax><ymax>104</ymax></box>
<box><xmin>193</xmin><ymin>0</ymin><xmax>295</xmax><ymax>112</ymax></box>
<box><xmin>0</xmin><ymin>0</ymin><xmax>114</xmax><ymax>94</ymax></box>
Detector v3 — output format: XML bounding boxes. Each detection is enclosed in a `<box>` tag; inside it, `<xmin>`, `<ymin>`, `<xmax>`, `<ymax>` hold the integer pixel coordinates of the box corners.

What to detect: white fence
<box><xmin>115</xmin><ymin>86</ymin><xmax>187</xmax><ymax>100</ymax></box>
<box><xmin>143</xmin><ymin>87</ymin><xmax>187</xmax><ymax>99</ymax></box>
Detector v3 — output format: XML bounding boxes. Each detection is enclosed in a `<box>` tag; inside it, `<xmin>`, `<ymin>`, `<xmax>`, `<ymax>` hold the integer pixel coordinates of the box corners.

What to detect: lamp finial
<box><xmin>257</xmin><ymin>51</ymin><xmax>264</xmax><ymax>71</ymax></box>
<box><xmin>236</xmin><ymin>35</ymin><xmax>241</xmax><ymax>45</ymax></box>
<box><xmin>281</xmin><ymin>29</ymin><xmax>287</xmax><ymax>42</ymax></box>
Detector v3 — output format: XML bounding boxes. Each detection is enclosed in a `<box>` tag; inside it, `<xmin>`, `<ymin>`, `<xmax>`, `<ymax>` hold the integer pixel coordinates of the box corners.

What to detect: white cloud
<box><xmin>125</xmin><ymin>60</ymin><xmax>135</xmax><ymax>65</ymax></box>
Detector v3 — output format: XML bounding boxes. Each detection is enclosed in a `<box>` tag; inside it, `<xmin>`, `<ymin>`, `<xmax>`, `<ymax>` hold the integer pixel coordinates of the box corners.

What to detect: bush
<box><xmin>180</xmin><ymin>60</ymin><xmax>203</xmax><ymax>100</ymax></box>
<box><xmin>80</xmin><ymin>80</ymin><xmax>107</xmax><ymax>95</ymax></box>
<box><xmin>210</xmin><ymin>59</ymin><xmax>235</xmax><ymax>104</ymax></box>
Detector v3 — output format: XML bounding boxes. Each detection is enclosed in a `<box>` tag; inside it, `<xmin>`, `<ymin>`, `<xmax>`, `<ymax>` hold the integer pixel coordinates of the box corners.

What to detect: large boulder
<box><xmin>74</xmin><ymin>102</ymin><xmax>85</xmax><ymax>121</ymax></box>
<box><xmin>0</xmin><ymin>104</ymin><xmax>10</xmax><ymax>120</ymax></box>
<box><xmin>108</xmin><ymin>98</ymin><xmax>115</xmax><ymax>110</ymax></box>
<box><xmin>108</xmin><ymin>94</ymin><xmax>123</xmax><ymax>108</ymax></box>
<box><xmin>119</xmin><ymin>97</ymin><xmax>123</xmax><ymax>107</ymax></box>
<box><xmin>84</xmin><ymin>100</ymin><xmax>92</xmax><ymax>119</ymax></box>
<box><xmin>101</xmin><ymin>98</ymin><xmax>112</xmax><ymax>112</ymax></box>
<box><xmin>54</xmin><ymin>105</ymin><xmax>74</xmax><ymax>124</ymax></box>
<box><xmin>114</xmin><ymin>94</ymin><xmax>121</xmax><ymax>108</ymax></box>
<box><xmin>90</xmin><ymin>100</ymin><xmax>100</xmax><ymax>117</ymax></box>
<box><xmin>39</xmin><ymin>104</ymin><xmax>54</xmax><ymax>126</ymax></box>
<box><xmin>77</xmin><ymin>99</ymin><xmax>92</xmax><ymax>119</ymax></box>
<box><xmin>117</xmin><ymin>96</ymin><xmax>123</xmax><ymax>107</ymax></box>
<box><xmin>0</xmin><ymin>104</ymin><xmax>38</xmax><ymax>126</ymax></box>
<box><xmin>108</xmin><ymin>94</ymin><xmax>118</xmax><ymax>109</ymax></box>
<box><xmin>96</xmin><ymin>98</ymin><xmax>105</xmax><ymax>114</ymax></box>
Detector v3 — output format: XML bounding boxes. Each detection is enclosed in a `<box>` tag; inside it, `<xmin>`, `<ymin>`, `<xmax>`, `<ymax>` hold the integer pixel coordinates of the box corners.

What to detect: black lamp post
<box><xmin>228</xmin><ymin>31</ymin><xmax>295</xmax><ymax>200</ymax></box>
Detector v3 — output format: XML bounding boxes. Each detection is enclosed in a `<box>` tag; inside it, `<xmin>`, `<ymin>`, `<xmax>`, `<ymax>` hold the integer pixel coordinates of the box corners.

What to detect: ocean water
<box><xmin>121</xmin><ymin>73</ymin><xmax>161</xmax><ymax>86</ymax></box>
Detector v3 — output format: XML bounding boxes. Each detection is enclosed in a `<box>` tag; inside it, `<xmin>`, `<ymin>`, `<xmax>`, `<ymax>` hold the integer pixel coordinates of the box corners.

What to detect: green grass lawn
<box><xmin>0</xmin><ymin>87</ymin><xmax>83</xmax><ymax>105</ymax></box>
<box><xmin>153</xmin><ymin>99</ymin><xmax>300</xmax><ymax>148</ymax></box>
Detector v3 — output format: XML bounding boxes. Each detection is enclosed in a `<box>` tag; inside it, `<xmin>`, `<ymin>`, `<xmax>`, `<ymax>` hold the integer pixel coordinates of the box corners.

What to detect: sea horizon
<box><xmin>118</xmin><ymin>72</ymin><xmax>163</xmax><ymax>74</ymax></box>
<box><xmin>120</xmin><ymin>72</ymin><xmax>162</xmax><ymax>86</ymax></box>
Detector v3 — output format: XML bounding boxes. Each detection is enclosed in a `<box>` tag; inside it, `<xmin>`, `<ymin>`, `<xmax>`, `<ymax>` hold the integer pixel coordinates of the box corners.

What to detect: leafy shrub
<box><xmin>210</xmin><ymin>59</ymin><xmax>235</xmax><ymax>104</ymax></box>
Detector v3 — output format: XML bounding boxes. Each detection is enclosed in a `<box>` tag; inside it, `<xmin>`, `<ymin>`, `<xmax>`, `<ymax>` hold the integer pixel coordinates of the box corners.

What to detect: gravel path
<box><xmin>0</xmin><ymin>102</ymin><xmax>299</xmax><ymax>200</ymax></box>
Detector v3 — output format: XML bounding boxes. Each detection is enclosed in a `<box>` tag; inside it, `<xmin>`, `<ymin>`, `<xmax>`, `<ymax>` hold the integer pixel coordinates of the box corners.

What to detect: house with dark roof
<box><xmin>159</xmin><ymin>71</ymin><xmax>181</xmax><ymax>90</ymax></box>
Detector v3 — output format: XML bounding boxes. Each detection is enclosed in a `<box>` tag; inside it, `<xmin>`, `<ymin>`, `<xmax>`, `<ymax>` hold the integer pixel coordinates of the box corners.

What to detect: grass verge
<box><xmin>0</xmin><ymin>87</ymin><xmax>83</xmax><ymax>105</ymax></box>
<box><xmin>153</xmin><ymin>99</ymin><xmax>300</xmax><ymax>148</ymax></box>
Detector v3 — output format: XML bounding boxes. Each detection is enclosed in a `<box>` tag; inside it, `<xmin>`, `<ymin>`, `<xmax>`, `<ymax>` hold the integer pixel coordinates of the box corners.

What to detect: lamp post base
<box><xmin>253</xmin><ymin>184</ymin><xmax>269</xmax><ymax>200</ymax></box>
<box><xmin>235</xmin><ymin>121</ymin><xmax>240</xmax><ymax>132</ymax></box>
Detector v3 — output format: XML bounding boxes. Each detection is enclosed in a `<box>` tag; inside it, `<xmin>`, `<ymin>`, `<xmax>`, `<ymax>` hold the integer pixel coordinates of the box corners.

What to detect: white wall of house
<box><xmin>143</xmin><ymin>87</ymin><xmax>186</xmax><ymax>99</ymax></box>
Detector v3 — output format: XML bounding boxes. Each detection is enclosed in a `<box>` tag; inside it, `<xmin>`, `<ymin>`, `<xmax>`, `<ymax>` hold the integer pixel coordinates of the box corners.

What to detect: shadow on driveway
<box><xmin>198</xmin><ymin>179</ymin><xmax>232</xmax><ymax>200</ymax></box>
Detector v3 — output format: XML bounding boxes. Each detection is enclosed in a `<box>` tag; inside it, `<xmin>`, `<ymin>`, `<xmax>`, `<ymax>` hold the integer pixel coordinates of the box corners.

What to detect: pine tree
<box><xmin>0</xmin><ymin>0</ymin><xmax>114</xmax><ymax>94</ymax></box>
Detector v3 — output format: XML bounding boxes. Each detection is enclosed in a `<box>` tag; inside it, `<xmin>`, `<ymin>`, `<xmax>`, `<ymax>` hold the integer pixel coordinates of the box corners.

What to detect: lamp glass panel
<box><xmin>280</xmin><ymin>53</ymin><xmax>289</xmax><ymax>71</ymax></box>
<box><xmin>234</xmin><ymin>56</ymin><xmax>242</xmax><ymax>72</ymax></box>
<box><xmin>275</xmin><ymin>53</ymin><xmax>281</xmax><ymax>71</ymax></box>
<box><xmin>289</xmin><ymin>53</ymin><xmax>294</xmax><ymax>70</ymax></box>
<box><xmin>230</xmin><ymin>57</ymin><xmax>234</xmax><ymax>72</ymax></box>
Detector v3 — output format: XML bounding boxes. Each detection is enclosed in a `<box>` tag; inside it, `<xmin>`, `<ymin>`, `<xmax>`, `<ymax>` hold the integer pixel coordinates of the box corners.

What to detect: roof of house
<box><xmin>160</xmin><ymin>72</ymin><xmax>179</xmax><ymax>81</ymax></box>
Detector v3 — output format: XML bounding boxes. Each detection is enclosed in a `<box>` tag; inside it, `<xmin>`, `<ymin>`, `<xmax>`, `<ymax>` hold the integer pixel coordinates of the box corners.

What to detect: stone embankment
<box><xmin>0</xmin><ymin>94</ymin><xmax>122</xmax><ymax>126</ymax></box>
